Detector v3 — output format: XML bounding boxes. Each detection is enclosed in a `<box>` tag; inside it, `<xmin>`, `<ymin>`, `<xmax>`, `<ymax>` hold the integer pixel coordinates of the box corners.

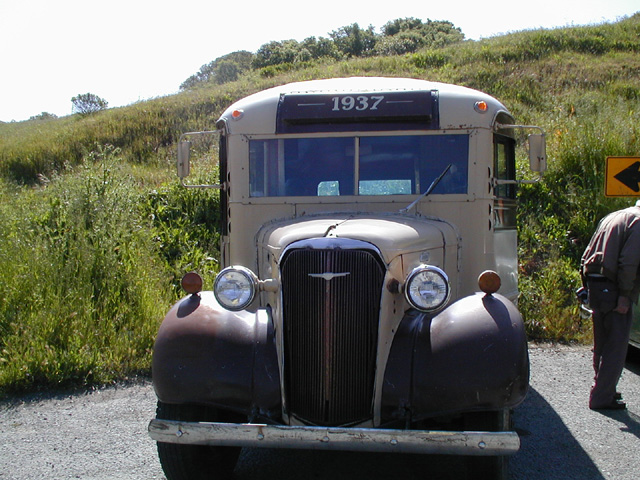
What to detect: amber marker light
<box><xmin>181</xmin><ymin>272</ymin><xmax>203</xmax><ymax>295</ymax></box>
<box><xmin>474</xmin><ymin>100</ymin><xmax>488</xmax><ymax>113</ymax></box>
<box><xmin>478</xmin><ymin>270</ymin><xmax>501</xmax><ymax>295</ymax></box>
<box><xmin>231</xmin><ymin>109</ymin><xmax>244</xmax><ymax>120</ymax></box>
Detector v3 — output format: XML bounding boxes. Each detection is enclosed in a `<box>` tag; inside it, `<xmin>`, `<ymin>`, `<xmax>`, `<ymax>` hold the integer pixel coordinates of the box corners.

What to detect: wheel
<box><xmin>463</xmin><ymin>409</ymin><xmax>511</xmax><ymax>480</ymax></box>
<box><xmin>156</xmin><ymin>402</ymin><xmax>242</xmax><ymax>480</ymax></box>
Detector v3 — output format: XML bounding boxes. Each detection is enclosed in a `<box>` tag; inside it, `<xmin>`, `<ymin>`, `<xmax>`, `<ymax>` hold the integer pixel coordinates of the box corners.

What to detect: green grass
<box><xmin>0</xmin><ymin>147</ymin><xmax>221</xmax><ymax>394</ymax></box>
<box><xmin>0</xmin><ymin>148</ymin><xmax>167</xmax><ymax>391</ymax></box>
<box><xmin>1</xmin><ymin>13</ymin><xmax>640</xmax><ymax>394</ymax></box>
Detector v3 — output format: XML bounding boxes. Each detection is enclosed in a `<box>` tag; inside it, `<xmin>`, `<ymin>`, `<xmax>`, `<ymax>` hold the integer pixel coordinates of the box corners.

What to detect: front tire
<box><xmin>156</xmin><ymin>402</ymin><xmax>242</xmax><ymax>480</ymax></box>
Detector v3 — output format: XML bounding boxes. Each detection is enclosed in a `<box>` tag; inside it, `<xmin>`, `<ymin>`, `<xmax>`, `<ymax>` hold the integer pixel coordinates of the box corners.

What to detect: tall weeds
<box><xmin>516</xmin><ymin>92</ymin><xmax>640</xmax><ymax>341</ymax></box>
<box><xmin>0</xmin><ymin>146</ymin><xmax>171</xmax><ymax>393</ymax></box>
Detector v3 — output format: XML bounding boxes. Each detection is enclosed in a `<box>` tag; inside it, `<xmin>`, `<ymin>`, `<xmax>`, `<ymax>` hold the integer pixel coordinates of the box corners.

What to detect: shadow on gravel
<box><xmin>596</xmin><ymin>347</ymin><xmax>640</xmax><ymax>441</ymax></box>
<box><xmin>511</xmin><ymin>388</ymin><xmax>605</xmax><ymax>480</ymax></box>
<box><xmin>232</xmin><ymin>387</ymin><xmax>605</xmax><ymax>480</ymax></box>
<box><xmin>598</xmin><ymin>408</ymin><xmax>640</xmax><ymax>440</ymax></box>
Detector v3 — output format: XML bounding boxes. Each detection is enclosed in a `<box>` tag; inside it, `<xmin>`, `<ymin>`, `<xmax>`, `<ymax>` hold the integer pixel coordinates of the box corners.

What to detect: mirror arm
<box><xmin>495</xmin><ymin>123</ymin><xmax>545</xmax><ymax>134</ymax></box>
<box><xmin>180</xmin><ymin>179</ymin><xmax>223</xmax><ymax>189</ymax></box>
<box><xmin>493</xmin><ymin>177</ymin><xmax>542</xmax><ymax>187</ymax></box>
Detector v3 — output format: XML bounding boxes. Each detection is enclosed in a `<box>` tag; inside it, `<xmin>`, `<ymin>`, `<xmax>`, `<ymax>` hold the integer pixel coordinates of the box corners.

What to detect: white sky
<box><xmin>1</xmin><ymin>0</ymin><xmax>638</xmax><ymax>122</ymax></box>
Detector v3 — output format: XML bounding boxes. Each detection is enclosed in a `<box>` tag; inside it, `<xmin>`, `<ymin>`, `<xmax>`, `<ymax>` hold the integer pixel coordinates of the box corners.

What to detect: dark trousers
<box><xmin>588</xmin><ymin>279</ymin><xmax>633</xmax><ymax>408</ymax></box>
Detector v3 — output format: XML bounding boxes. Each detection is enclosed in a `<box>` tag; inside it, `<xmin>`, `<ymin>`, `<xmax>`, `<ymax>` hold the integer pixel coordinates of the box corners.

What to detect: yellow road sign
<box><xmin>605</xmin><ymin>156</ymin><xmax>640</xmax><ymax>197</ymax></box>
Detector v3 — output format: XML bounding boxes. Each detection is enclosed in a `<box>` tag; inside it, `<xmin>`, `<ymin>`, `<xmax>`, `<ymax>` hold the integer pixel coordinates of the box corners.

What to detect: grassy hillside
<box><xmin>1</xmin><ymin>14</ymin><xmax>639</xmax><ymax>394</ymax></box>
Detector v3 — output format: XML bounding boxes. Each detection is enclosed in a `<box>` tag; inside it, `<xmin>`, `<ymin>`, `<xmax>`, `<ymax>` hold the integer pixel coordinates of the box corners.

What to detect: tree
<box><xmin>29</xmin><ymin>112</ymin><xmax>58</xmax><ymax>121</ymax></box>
<box><xmin>381</xmin><ymin>17</ymin><xmax>425</xmax><ymax>36</ymax></box>
<box><xmin>330</xmin><ymin>23</ymin><xmax>377</xmax><ymax>57</ymax></box>
<box><xmin>301</xmin><ymin>36</ymin><xmax>341</xmax><ymax>60</ymax></box>
<box><xmin>180</xmin><ymin>51</ymin><xmax>254</xmax><ymax>90</ymax></box>
<box><xmin>374</xmin><ymin>31</ymin><xmax>426</xmax><ymax>55</ymax></box>
<box><xmin>181</xmin><ymin>17</ymin><xmax>465</xmax><ymax>83</ymax></box>
<box><xmin>71</xmin><ymin>93</ymin><xmax>108</xmax><ymax>116</ymax></box>
<box><xmin>419</xmin><ymin>20</ymin><xmax>465</xmax><ymax>47</ymax></box>
<box><xmin>252</xmin><ymin>40</ymin><xmax>311</xmax><ymax>69</ymax></box>
<box><xmin>381</xmin><ymin>17</ymin><xmax>464</xmax><ymax>49</ymax></box>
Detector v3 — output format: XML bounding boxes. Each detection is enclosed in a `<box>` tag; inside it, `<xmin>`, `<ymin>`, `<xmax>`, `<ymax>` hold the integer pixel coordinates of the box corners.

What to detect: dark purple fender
<box><xmin>152</xmin><ymin>291</ymin><xmax>281</xmax><ymax>419</ymax></box>
<box><xmin>382</xmin><ymin>292</ymin><xmax>529</xmax><ymax>423</ymax></box>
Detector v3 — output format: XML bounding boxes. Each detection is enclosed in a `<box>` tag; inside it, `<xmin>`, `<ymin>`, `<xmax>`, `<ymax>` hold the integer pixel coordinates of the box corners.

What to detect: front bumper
<box><xmin>148</xmin><ymin>419</ymin><xmax>520</xmax><ymax>456</ymax></box>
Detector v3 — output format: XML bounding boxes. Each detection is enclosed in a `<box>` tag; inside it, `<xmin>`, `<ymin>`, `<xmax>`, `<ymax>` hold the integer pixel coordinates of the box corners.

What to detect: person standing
<box><xmin>581</xmin><ymin>201</ymin><xmax>640</xmax><ymax>410</ymax></box>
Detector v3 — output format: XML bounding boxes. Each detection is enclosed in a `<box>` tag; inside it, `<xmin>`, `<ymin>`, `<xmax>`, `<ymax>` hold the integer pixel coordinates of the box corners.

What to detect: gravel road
<box><xmin>1</xmin><ymin>343</ymin><xmax>639</xmax><ymax>480</ymax></box>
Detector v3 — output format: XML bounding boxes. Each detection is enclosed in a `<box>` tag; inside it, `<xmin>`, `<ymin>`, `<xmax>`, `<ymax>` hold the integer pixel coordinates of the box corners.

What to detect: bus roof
<box><xmin>218</xmin><ymin>77</ymin><xmax>512</xmax><ymax>135</ymax></box>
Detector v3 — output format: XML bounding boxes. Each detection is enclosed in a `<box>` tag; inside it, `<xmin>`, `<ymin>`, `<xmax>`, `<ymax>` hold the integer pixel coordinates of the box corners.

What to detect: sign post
<box><xmin>605</xmin><ymin>156</ymin><xmax>640</xmax><ymax>197</ymax></box>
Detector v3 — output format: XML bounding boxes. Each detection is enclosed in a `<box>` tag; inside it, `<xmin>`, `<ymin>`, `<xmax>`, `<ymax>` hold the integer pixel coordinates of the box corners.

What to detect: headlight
<box><xmin>404</xmin><ymin>265</ymin><xmax>450</xmax><ymax>312</ymax></box>
<box><xmin>213</xmin><ymin>266</ymin><xmax>258</xmax><ymax>311</ymax></box>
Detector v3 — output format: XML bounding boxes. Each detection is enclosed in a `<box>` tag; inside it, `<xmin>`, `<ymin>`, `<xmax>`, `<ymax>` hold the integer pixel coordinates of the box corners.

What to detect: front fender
<box><xmin>152</xmin><ymin>291</ymin><xmax>280</xmax><ymax>418</ymax></box>
<box><xmin>382</xmin><ymin>292</ymin><xmax>529</xmax><ymax>423</ymax></box>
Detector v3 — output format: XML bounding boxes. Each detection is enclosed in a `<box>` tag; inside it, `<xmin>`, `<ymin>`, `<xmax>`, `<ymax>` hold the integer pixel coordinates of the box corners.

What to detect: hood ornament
<box><xmin>308</xmin><ymin>272</ymin><xmax>350</xmax><ymax>281</ymax></box>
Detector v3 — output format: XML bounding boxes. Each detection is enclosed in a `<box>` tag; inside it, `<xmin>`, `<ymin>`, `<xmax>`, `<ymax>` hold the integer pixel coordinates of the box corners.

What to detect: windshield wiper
<box><xmin>400</xmin><ymin>163</ymin><xmax>452</xmax><ymax>213</ymax></box>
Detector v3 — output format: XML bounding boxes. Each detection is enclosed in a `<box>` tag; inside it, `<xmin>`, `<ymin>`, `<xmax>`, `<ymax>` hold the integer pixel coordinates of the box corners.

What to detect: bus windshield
<box><xmin>249</xmin><ymin>134</ymin><xmax>469</xmax><ymax>197</ymax></box>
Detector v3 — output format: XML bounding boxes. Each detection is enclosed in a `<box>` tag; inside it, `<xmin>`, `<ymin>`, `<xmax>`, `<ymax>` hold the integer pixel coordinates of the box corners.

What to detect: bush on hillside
<box><xmin>71</xmin><ymin>92</ymin><xmax>108</xmax><ymax>116</ymax></box>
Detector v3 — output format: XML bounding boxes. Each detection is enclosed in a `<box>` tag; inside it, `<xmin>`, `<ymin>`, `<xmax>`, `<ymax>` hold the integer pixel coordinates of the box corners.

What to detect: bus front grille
<box><xmin>281</xmin><ymin>246</ymin><xmax>384</xmax><ymax>426</ymax></box>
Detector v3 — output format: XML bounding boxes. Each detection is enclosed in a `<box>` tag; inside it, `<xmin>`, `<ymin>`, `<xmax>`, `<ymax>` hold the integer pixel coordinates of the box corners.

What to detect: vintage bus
<box><xmin>148</xmin><ymin>77</ymin><xmax>547</xmax><ymax>480</ymax></box>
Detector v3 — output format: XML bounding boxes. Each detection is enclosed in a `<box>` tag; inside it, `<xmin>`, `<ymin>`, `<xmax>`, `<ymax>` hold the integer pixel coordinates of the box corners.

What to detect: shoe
<box><xmin>590</xmin><ymin>400</ymin><xmax>626</xmax><ymax>410</ymax></box>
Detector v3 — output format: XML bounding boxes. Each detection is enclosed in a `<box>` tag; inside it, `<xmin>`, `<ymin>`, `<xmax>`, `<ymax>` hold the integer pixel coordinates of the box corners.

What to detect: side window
<box><xmin>494</xmin><ymin>135</ymin><xmax>516</xmax><ymax>199</ymax></box>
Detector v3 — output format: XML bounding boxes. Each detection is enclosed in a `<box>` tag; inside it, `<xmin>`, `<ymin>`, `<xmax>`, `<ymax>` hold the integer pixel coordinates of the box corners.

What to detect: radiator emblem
<box><xmin>308</xmin><ymin>272</ymin><xmax>350</xmax><ymax>281</ymax></box>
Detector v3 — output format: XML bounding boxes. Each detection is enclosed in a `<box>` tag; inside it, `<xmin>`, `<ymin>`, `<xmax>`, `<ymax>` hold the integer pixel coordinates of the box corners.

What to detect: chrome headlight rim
<box><xmin>404</xmin><ymin>265</ymin><xmax>450</xmax><ymax>312</ymax></box>
<box><xmin>213</xmin><ymin>266</ymin><xmax>258</xmax><ymax>311</ymax></box>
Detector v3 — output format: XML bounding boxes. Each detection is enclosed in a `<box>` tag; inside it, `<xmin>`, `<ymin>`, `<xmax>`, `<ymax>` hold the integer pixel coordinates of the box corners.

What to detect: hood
<box><xmin>256</xmin><ymin>213</ymin><xmax>459</xmax><ymax>265</ymax></box>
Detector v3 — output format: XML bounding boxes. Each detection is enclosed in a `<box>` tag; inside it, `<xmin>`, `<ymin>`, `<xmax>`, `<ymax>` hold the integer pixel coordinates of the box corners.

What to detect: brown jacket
<box><xmin>581</xmin><ymin>205</ymin><xmax>640</xmax><ymax>303</ymax></box>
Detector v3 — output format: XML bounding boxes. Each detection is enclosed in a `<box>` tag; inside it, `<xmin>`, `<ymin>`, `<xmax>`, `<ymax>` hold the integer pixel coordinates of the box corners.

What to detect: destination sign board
<box><xmin>276</xmin><ymin>90</ymin><xmax>439</xmax><ymax>133</ymax></box>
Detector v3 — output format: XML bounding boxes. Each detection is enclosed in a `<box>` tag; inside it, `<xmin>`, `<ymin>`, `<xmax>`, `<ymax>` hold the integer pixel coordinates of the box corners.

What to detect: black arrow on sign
<box><xmin>614</xmin><ymin>161</ymin><xmax>640</xmax><ymax>192</ymax></box>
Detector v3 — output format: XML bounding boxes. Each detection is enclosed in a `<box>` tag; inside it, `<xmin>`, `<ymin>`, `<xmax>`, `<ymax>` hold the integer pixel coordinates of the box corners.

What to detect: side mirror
<box><xmin>528</xmin><ymin>133</ymin><xmax>547</xmax><ymax>173</ymax></box>
<box><xmin>175</xmin><ymin>130</ymin><xmax>222</xmax><ymax>189</ymax></box>
<box><xmin>177</xmin><ymin>141</ymin><xmax>191</xmax><ymax>179</ymax></box>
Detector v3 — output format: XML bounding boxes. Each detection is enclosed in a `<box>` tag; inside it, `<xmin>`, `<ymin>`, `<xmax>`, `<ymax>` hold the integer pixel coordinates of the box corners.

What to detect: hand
<box><xmin>614</xmin><ymin>296</ymin><xmax>631</xmax><ymax>314</ymax></box>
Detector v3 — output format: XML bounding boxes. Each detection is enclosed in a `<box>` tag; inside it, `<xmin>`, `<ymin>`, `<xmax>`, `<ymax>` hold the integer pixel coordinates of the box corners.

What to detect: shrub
<box><xmin>71</xmin><ymin>93</ymin><xmax>108</xmax><ymax>116</ymax></box>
